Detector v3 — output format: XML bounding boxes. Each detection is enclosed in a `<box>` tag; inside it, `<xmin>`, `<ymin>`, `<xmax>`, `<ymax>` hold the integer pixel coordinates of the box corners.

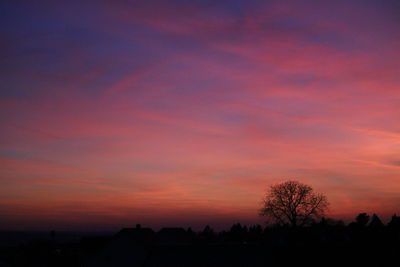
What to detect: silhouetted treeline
<box><xmin>1</xmin><ymin>213</ymin><xmax>400</xmax><ymax>266</ymax></box>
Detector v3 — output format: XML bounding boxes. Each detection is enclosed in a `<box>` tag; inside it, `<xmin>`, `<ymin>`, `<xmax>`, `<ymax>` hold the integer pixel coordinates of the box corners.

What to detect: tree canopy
<box><xmin>260</xmin><ymin>180</ymin><xmax>329</xmax><ymax>227</ymax></box>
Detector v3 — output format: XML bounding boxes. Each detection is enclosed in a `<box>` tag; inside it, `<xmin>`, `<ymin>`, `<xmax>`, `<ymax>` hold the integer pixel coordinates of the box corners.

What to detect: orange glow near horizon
<box><xmin>0</xmin><ymin>0</ymin><xmax>400</xmax><ymax>230</ymax></box>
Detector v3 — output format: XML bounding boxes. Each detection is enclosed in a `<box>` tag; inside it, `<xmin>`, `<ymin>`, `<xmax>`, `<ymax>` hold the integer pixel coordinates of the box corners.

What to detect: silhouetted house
<box><xmin>116</xmin><ymin>224</ymin><xmax>155</xmax><ymax>244</ymax></box>
<box><xmin>388</xmin><ymin>214</ymin><xmax>400</xmax><ymax>241</ymax></box>
<box><xmin>388</xmin><ymin>214</ymin><xmax>400</xmax><ymax>229</ymax></box>
<box><xmin>156</xmin><ymin>227</ymin><xmax>191</xmax><ymax>245</ymax></box>
<box><xmin>368</xmin><ymin>214</ymin><xmax>384</xmax><ymax>229</ymax></box>
<box><xmin>83</xmin><ymin>225</ymin><xmax>154</xmax><ymax>267</ymax></box>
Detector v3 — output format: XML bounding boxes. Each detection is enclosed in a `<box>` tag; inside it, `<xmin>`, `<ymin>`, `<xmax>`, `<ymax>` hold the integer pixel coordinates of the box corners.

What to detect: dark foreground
<box><xmin>1</xmin><ymin>215</ymin><xmax>400</xmax><ymax>266</ymax></box>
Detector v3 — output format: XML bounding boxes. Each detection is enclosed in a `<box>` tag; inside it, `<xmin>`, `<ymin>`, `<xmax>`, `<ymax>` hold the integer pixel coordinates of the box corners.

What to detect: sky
<box><xmin>1</xmin><ymin>0</ymin><xmax>400</xmax><ymax>231</ymax></box>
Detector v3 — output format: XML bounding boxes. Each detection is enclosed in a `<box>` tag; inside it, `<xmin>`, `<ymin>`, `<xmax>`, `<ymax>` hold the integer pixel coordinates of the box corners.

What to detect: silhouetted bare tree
<box><xmin>260</xmin><ymin>180</ymin><xmax>329</xmax><ymax>227</ymax></box>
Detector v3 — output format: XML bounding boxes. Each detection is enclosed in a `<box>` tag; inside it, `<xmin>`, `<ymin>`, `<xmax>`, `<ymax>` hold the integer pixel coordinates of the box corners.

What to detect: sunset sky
<box><xmin>1</xmin><ymin>0</ymin><xmax>400</xmax><ymax>231</ymax></box>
